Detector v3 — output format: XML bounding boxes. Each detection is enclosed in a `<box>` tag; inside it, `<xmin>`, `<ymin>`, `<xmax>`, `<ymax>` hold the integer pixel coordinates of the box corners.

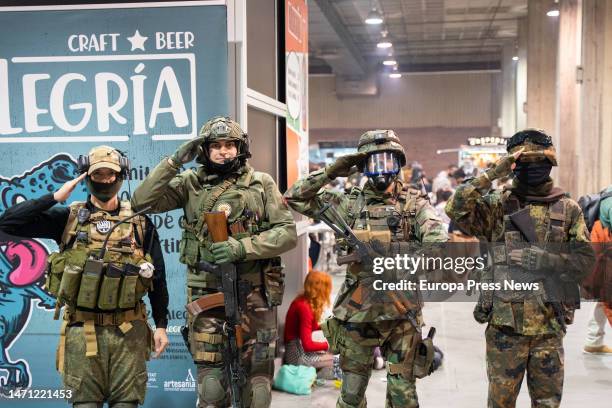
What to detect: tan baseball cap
<box><xmin>87</xmin><ymin>145</ymin><xmax>122</xmax><ymax>175</ymax></box>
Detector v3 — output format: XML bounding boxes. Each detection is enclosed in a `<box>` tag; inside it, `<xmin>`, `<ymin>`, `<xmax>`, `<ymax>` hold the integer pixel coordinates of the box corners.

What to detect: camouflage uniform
<box><xmin>131</xmin><ymin>117</ymin><xmax>297</xmax><ymax>408</ymax></box>
<box><xmin>445</xmin><ymin>129</ymin><xmax>594</xmax><ymax>408</ymax></box>
<box><xmin>0</xmin><ymin>146</ymin><xmax>166</xmax><ymax>408</ymax></box>
<box><xmin>285</xmin><ymin>130</ymin><xmax>447</xmax><ymax>408</ymax></box>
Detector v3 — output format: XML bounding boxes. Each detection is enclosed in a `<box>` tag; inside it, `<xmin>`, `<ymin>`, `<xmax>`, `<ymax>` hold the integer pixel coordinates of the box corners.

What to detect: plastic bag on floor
<box><xmin>273</xmin><ymin>364</ymin><xmax>317</xmax><ymax>395</ymax></box>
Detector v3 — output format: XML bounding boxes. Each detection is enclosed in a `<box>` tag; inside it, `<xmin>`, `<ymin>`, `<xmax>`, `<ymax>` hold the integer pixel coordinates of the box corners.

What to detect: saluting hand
<box><xmin>487</xmin><ymin>147</ymin><xmax>525</xmax><ymax>180</ymax></box>
<box><xmin>53</xmin><ymin>173</ymin><xmax>87</xmax><ymax>203</ymax></box>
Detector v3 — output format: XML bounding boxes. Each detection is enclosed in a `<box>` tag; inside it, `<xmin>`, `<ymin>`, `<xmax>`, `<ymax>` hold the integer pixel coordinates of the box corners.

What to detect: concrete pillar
<box><xmin>516</xmin><ymin>18</ymin><xmax>528</xmax><ymax>131</ymax></box>
<box><xmin>580</xmin><ymin>0</ymin><xmax>612</xmax><ymax>195</ymax></box>
<box><xmin>500</xmin><ymin>44</ymin><xmax>517</xmax><ymax>137</ymax></box>
<box><xmin>555</xmin><ymin>0</ymin><xmax>582</xmax><ymax>195</ymax></box>
<box><xmin>526</xmin><ymin>0</ymin><xmax>559</xmax><ymax>134</ymax></box>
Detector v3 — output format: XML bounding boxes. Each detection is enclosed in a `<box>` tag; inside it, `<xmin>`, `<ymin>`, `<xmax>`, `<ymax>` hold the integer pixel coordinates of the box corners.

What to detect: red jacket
<box><xmin>284</xmin><ymin>296</ymin><xmax>328</xmax><ymax>352</ymax></box>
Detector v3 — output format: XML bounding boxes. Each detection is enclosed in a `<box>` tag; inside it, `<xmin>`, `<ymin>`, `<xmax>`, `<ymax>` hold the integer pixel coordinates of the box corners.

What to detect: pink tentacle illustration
<box><xmin>2</xmin><ymin>240</ymin><xmax>48</xmax><ymax>287</ymax></box>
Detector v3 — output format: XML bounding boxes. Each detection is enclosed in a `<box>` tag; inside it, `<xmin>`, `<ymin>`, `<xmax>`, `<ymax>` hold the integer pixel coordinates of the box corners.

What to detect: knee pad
<box><xmin>247</xmin><ymin>376</ymin><xmax>271</xmax><ymax>408</ymax></box>
<box><xmin>340</xmin><ymin>371</ymin><xmax>369</xmax><ymax>407</ymax></box>
<box><xmin>199</xmin><ymin>374</ymin><xmax>227</xmax><ymax>405</ymax></box>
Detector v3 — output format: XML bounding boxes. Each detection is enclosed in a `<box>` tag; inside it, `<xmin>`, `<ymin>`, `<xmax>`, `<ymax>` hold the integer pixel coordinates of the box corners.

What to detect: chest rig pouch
<box><xmin>492</xmin><ymin>195</ymin><xmax>567</xmax><ymax>303</ymax></box>
<box><xmin>46</xmin><ymin>201</ymin><xmax>153</xmax><ymax>314</ymax></box>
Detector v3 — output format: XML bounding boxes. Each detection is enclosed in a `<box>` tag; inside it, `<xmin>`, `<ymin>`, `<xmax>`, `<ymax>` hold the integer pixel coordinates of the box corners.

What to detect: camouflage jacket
<box><xmin>446</xmin><ymin>173</ymin><xmax>593</xmax><ymax>335</ymax></box>
<box><xmin>131</xmin><ymin>158</ymin><xmax>297</xmax><ymax>289</ymax></box>
<box><xmin>285</xmin><ymin>168</ymin><xmax>447</xmax><ymax>322</ymax></box>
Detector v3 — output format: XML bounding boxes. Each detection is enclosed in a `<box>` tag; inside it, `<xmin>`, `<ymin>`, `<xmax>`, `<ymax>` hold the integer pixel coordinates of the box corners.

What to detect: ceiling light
<box><xmin>383</xmin><ymin>59</ymin><xmax>397</xmax><ymax>66</ymax></box>
<box><xmin>377</xmin><ymin>41</ymin><xmax>392</xmax><ymax>49</ymax></box>
<box><xmin>389</xmin><ymin>73</ymin><xmax>401</xmax><ymax>78</ymax></box>
<box><xmin>365</xmin><ymin>9</ymin><xmax>383</xmax><ymax>25</ymax></box>
<box><xmin>546</xmin><ymin>9</ymin><xmax>559</xmax><ymax>17</ymax></box>
<box><xmin>512</xmin><ymin>56</ymin><xmax>519</xmax><ymax>61</ymax></box>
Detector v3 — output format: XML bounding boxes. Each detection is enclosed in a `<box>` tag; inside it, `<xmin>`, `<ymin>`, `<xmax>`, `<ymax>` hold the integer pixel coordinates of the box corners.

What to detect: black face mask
<box><xmin>207</xmin><ymin>157</ymin><xmax>241</xmax><ymax>175</ymax></box>
<box><xmin>513</xmin><ymin>162</ymin><xmax>552</xmax><ymax>186</ymax></box>
<box><xmin>86</xmin><ymin>177</ymin><xmax>123</xmax><ymax>202</ymax></box>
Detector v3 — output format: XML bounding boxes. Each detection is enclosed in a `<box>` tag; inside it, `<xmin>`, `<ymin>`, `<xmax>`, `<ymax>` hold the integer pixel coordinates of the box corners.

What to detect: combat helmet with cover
<box><xmin>357</xmin><ymin>130</ymin><xmax>406</xmax><ymax>191</ymax></box>
<box><xmin>196</xmin><ymin>116</ymin><xmax>251</xmax><ymax>172</ymax></box>
<box><xmin>506</xmin><ymin>129</ymin><xmax>557</xmax><ymax>166</ymax></box>
<box><xmin>506</xmin><ymin>129</ymin><xmax>557</xmax><ymax>187</ymax></box>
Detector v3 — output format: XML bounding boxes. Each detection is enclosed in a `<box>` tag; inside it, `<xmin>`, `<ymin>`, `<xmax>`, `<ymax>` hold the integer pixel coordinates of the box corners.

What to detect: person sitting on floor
<box><xmin>284</xmin><ymin>270</ymin><xmax>335</xmax><ymax>370</ymax></box>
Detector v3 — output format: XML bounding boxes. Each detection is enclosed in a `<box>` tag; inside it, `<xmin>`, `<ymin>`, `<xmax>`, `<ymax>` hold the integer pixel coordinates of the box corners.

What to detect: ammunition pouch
<box><xmin>46</xmin><ymin>252</ymin><xmax>64</xmax><ymax>297</ymax></box>
<box><xmin>412</xmin><ymin>335</ymin><xmax>435</xmax><ymax>379</ymax></box>
<box><xmin>261</xmin><ymin>257</ymin><xmax>285</xmax><ymax>307</ymax></box>
<box><xmin>76</xmin><ymin>258</ymin><xmax>103</xmax><ymax>309</ymax></box>
<box><xmin>58</xmin><ymin>264</ymin><xmax>83</xmax><ymax>307</ymax></box>
<box><xmin>98</xmin><ymin>263</ymin><xmax>122</xmax><ymax>310</ymax></box>
<box><xmin>320</xmin><ymin>317</ymin><xmax>341</xmax><ymax>354</ymax></box>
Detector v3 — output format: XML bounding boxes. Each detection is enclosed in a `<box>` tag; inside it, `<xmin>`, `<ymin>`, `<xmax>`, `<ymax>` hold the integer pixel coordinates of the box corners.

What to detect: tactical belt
<box><xmin>66</xmin><ymin>303</ymin><xmax>147</xmax><ymax>326</ymax></box>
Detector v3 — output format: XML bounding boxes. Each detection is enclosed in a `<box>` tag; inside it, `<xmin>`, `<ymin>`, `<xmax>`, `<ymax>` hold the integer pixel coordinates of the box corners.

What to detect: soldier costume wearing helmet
<box><xmin>445</xmin><ymin>129</ymin><xmax>594</xmax><ymax>408</ymax></box>
<box><xmin>196</xmin><ymin>116</ymin><xmax>251</xmax><ymax>173</ymax></box>
<box><xmin>131</xmin><ymin>116</ymin><xmax>297</xmax><ymax>408</ymax></box>
<box><xmin>357</xmin><ymin>130</ymin><xmax>406</xmax><ymax>192</ymax></box>
<box><xmin>284</xmin><ymin>130</ymin><xmax>447</xmax><ymax>408</ymax></box>
<box><xmin>0</xmin><ymin>145</ymin><xmax>170</xmax><ymax>408</ymax></box>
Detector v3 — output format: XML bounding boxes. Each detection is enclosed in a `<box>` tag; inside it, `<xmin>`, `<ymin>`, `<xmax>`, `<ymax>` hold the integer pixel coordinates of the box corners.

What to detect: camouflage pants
<box><xmin>486</xmin><ymin>325</ymin><xmax>564</xmax><ymax>408</ymax></box>
<box><xmin>60</xmin><ymin>320</ymin><xmax>151</xmax><ymax>405</ymax></box>
<box><xmin>189</xmin><ymin>287</ymin><xmax>277</xmax><ymax>408</ymax></box>
<box><xmin>328</xmin><ymin>318</ymin><xmax>419</xmax><ymax>408</ymax></box>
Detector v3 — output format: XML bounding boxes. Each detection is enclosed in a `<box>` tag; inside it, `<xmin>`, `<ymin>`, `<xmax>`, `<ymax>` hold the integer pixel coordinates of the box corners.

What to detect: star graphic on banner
<box><xmin>127</xmin><ymin>30</ymin><xmax>148</xmax><ymax>51</ymax></box>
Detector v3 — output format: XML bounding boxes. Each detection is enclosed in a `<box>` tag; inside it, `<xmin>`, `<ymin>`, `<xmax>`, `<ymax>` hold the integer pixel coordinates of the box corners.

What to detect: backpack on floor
<box><xmin>578</xmin><ymin>189</ymin><xmax>612</xmax><ymax>232</ymax></box>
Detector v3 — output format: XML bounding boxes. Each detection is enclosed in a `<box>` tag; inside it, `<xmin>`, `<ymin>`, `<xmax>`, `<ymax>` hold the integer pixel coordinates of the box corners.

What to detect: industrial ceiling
<box><xmin>309</xmin><ymin>0</ymin><xmax>529</xmax><ymax>76</ymax></box>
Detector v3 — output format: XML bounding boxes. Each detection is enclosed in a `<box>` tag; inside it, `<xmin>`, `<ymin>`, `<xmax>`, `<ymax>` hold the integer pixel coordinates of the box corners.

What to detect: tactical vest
<box><xmin>46</xmin><ymin>200</ymin><xmax>152</xmax><ymax>313</ymax></box>
<box><xmin>46</xmin><ymin>200</ymin><xmax>153</xmax><ymax>371</ymax></box>
<box><xmin>178</xmin><ymin>168</ymin><xmax>284</xmax><ymax>307</ymax></box>
<box><xmin>333</xmin><ymin>186</ymin><xmax>425</xmax><ymax>322</ymax></box>
<box><xmin>490</xmin><ymin>193</ymin><xmax>568</xmax><ymax>303</ymax></box>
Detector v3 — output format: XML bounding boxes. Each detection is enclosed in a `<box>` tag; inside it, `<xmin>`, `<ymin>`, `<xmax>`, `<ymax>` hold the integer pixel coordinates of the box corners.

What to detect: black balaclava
<box><xmin>86</xmin><ymin>176</ymin><xmax>123</xmax><ymax>202</ymax></box>
<box><xmin>512</xmin><ymin>161</ymin><xmax>552</xmax><ymax>186</ymax></box>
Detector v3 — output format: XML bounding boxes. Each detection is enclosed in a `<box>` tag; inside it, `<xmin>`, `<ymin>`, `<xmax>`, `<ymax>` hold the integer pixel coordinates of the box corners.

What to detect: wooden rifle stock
<box><xmin>205</xmin><ymin>211</ymin><xmax>229</xmax><ymax>242</ymax></box>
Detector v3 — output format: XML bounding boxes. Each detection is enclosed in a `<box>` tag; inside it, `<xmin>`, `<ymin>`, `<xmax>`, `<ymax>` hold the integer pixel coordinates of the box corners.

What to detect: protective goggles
<box><xmin>364</xmin><ymin>152</ymin><xmax>401</xmax><ymax>177</ymax></box>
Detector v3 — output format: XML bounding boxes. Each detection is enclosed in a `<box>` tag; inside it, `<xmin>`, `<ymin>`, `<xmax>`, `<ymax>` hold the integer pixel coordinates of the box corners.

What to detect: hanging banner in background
<box><xmin>0</xmin><ymin>2</ymin><xmax>228</xmax><ymax>406</ymax></box>
<box><xmin>285</xmin><ymin>0</ymin><xmax>309</xmax><ymax>187</ymax></box>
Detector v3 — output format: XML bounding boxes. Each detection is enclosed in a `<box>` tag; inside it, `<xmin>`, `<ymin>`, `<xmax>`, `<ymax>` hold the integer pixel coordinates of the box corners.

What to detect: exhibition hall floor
<box><xmin>272</xmin><ymin>270</ymin><xmax>612</xmax><ymax>407</ymax></box>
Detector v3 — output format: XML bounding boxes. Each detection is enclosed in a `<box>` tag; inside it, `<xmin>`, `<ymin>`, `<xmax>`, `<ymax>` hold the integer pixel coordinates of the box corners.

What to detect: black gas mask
<box><xmin>512</xmin><ymin>161</ymin><xmax>552</xmax><ymax>186</ymax></box>
<box><xmin>86</xmin><ymin>175</ymin><xmax>123</xmax><ymax>202</ymax></box>
<box><xmin>364</xmin><ymin>151</ymin><xmax>401</xmax><ymax>191</ymax></box>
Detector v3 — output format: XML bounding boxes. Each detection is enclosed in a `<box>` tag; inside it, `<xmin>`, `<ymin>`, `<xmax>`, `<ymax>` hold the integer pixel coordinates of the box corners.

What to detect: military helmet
<box><xmin>357</xmin><ymin>130</ymin><xmax>406</xmax><ymax>167</ymax></box>
<box><xmin>506</xmin><ymin>129</ymin><xmax>557</xmax><ymax>166</ymax></box>
<box><xmin>197</xmin><ymin>116</ymin><xmax>251</xmax><ymax>164</ymax></box>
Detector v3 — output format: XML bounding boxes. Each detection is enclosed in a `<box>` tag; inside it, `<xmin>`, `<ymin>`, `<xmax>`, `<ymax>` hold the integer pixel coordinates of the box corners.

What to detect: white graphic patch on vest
<box><xmin>96</xmin><ymin>220</ymin><xmax>112</xmax><ymax>234</ymax></box>
<box><xmin>216</xmin><ymin>202</ymin><xmax>232</xmax><ymax>218</ymax></box>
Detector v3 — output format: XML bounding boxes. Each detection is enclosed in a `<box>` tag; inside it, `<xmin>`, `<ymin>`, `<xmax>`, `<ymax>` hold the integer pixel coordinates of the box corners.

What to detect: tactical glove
<box><xmin>171</xmin><ymin>137</ymin><xmax>205</xmax><ymax>165</ymax></box>
<box><xmin>509</xmin><ymin>246</ymin><xmax>562</xmax><ymax>272</ymax></box>
<box><xmin>210</xmin><ymin>237</ymin><xmax>246</xmax><ymax>264</ymax></box>
<box><xmin>484</xmin><ymin>154</ymin><xmax>519</xmax><ymax>181</ymax></box>
<box><xmin>326</xmin><ymin>152</ymin><xmax>368</xmax><ymax>179</ymax></box>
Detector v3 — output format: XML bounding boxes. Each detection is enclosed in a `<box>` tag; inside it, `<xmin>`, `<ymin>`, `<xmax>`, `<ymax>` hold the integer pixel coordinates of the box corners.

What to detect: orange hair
<box><xmin>301</xmin><ymin>270</ymin><xmax>332</xmax><ymax>322</ymax></box>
